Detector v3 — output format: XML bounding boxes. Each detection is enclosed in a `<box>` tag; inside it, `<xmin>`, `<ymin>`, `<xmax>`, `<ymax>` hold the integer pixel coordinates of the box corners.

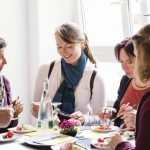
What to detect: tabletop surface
<box><xmin>0</xmin><ymin>126</ymin><xmax>135</xmax><ymax>150</ymax></box>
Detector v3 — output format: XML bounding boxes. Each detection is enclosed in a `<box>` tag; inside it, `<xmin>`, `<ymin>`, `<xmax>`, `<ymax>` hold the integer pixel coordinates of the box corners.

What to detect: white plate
<box><xmin>91</xmin><ymin>138</ymin><xmax>111</xmax><ymax>150</ymax></box>
<box><xmin>8</xmin><ymin>126</ymin><xmax>37</xmax><ymax>133</ymax></box>
<box><xmin>0</xmin><ymin>133</ymin><xmax>20</xmax><ymax>143</ymax></box>
<box><xmin>91</xmin><ymin>125</ymin><xmax>119</xmax><ymax>133</ymax></box>
<box><xmin>25</xmin><ymin>138</ymin><xmax>74</xmax><ymax>147</ymax></box>
<box><xmin>24</xmin><ymin>139</ymin><xmax>49</xmax><ymax>147</ymax></box>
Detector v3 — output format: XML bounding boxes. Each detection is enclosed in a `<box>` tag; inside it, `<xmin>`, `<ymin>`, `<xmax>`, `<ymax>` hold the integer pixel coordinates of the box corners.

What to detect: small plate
<box><xmin>0</xmin><ymin>133</ymin><xmax>20</xmax><ymax>143</ymax></box>
<box><xmin>51</xmin><ymin>144</ymin><xmax>87</xmax><ymax>150</ymax></box>
<box><xmin>24</xmin><ymin>139</ymin><xmax>74</xmax><ymax>147</ymax></box>
<box><xmin>91</xmin><ymin>138</ymin><xmax>111</xmax><ymax>150</ymax></box>
<box><xmin>24</xmin><ymin>139</ymin><xmax>49</xmax><ymax>147</ymax></box>
<box><xmin>8</xmin><ymin>126</ymin><xmax>36</xmax><ymax>134</ymax></box>
<box><xmin>91</xmin><ymin>125</ymin><xmax>119</xmax><ymax>133</ymax></box>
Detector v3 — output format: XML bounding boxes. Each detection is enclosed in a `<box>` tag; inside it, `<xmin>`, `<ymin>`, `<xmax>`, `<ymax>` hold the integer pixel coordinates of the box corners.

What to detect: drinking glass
<box><xmin>52</xmin><ymin>102</ymin><xmax>62</xmax><ymax>129</ymax></box>
<box><xmin>98</xmin><ymin>106</ymin><xmax>117</xmax><ymax>126</ymax></box>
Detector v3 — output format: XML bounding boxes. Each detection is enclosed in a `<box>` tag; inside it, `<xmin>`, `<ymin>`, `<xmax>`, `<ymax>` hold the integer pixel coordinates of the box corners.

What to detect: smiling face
<box><xmin>119</xmin><ymin>48</ymin><xmax>135</xmax><ymax>78</ymax></box>
<box><xmin>0</xmin><ymin>48</ymin><xmax>7</xmax><ymax>71</ymax></box>
<box><xmin>55</xmin><ymin>36</ymin><xmax>83</xmax><ymax>65</ymax></box>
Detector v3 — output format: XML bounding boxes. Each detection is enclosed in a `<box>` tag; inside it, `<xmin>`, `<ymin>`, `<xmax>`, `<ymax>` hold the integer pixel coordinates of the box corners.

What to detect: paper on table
<box><xmin>38</xmin><ymin>134</ymin><xmax>74</xmax><ymax>145</ymax></box>
<box><xmin>24</xmin><ymin>129</ymin><xmax>54</xmax><ymax>137</ymax></box>
<box><xmin>31</xmin><ymin>133</ymin><xmax>60</xmax><ymax>143</ymax></box>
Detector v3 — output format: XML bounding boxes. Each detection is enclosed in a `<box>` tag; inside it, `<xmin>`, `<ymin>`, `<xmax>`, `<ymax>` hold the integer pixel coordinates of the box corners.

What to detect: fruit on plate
<box><xmin>98</xmin><ymin>125</ymin><xmax>111</xmax><ymax>130</ymax></box>
<box><xmin>2</xmin><ymin>131</ymin><xmax>14</xmax><ymax>139</ymax></box>
<box><xmin>93</xmin><ymin>137</ymin><xmax>109</xmax><ymax>148</ymax></box>
<box><xmin>98</xmin><ymin>138</ymin><xmax>104</xmax><ymax>143</ymax></box>
<box><xmin>7</xmin><ymin>130</ymin><xmax>14</xmax><ymax>138</ymax></box>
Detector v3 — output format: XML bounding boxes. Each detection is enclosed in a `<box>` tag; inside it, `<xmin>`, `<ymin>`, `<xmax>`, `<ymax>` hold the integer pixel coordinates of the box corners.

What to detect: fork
<box><xmin>107</xmin><ymin>115</ymin><xmax>123</xmax><ymax>127</ymax></box>
<box><xmin>57</xmin><ymin>109</ymin><xmax>71</xmax><ymax>118</ymax></box>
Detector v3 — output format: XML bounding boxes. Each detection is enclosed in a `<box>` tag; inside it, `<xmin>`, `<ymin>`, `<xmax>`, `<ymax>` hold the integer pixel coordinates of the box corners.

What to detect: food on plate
<box><xmin>92</xmin><ymin>137</ymin><xmax>110</xmax><ymax>148</ymax></box>
<box><xmin>98</xmin><ymin>125</ymin><xmax>111</xmax><ymax>130</ymax></box>
<box><xmin>91</xmin><ymin>125</ymin><xmax>119</xmax><ymax>133</ymax></box>
<box><xmin>16</xmin><ymin>124</ymin><xmax>34</xmax><ymax>131</ymax></box>
<box><xmin>2</xmin><ymin>131</ymin><xmax>14</xmax><ymax>139</ymax></box>
<box><xmin>8</xmin><ymin>124</ymin><xmax>36</xmax><ymax>133</ymax></box>
<box><xmin>98</xmin><ymin>138</ymin><xmax>105</xmax><ymax>143</ymax></box>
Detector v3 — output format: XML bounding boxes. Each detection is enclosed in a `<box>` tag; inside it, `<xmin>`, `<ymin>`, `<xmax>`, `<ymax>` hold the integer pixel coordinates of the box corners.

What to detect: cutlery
<box><xmin>12</xmin><ymin>96</ymin><xmax>19</xmax><ymax>112</ymax></box>
<box><xmin>57</xmin><ymin>109</ymin><xmax>71</xmax><ymax>118</ymax></box>
<box><xmin>107</xmin><ymin>115</ymin><xmax>123</xmax><ymax>127</ymax></box>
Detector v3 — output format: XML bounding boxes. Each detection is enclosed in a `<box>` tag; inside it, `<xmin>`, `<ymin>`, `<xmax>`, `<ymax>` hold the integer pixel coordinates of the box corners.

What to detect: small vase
<box><xmin>60</xmin><ymin>128</ymin><xmax>77</xmax><ymax>137</ymax></box>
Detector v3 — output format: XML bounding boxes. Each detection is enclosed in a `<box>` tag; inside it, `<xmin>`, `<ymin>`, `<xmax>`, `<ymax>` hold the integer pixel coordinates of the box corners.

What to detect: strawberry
<box><xmin>98</xmin><ymin>138</ymin><xmax>104</xmax><ymax>143</ymax></box>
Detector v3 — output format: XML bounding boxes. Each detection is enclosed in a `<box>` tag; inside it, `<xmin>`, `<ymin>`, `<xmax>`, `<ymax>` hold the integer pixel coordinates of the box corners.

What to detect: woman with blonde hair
<box><xmin>32</xmin><ymin>23</ymin><xmax>106</xmax><ymax>121</ymax></box>
<box><xmin>109</xmin><ymin>24</ymin><xmax>150</xmax><ymax>150</ymax></box>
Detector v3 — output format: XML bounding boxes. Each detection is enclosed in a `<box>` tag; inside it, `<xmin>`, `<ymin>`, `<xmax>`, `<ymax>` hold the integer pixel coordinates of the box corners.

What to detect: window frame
<box><xmin>78</xmin><ymin>0</ymin><xmax>149</xmax><ymax>106</ymax></box>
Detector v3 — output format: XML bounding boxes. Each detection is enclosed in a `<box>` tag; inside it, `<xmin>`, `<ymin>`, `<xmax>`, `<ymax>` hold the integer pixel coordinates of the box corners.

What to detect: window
<box><xmin>80</xmin><ymin>0</ymin><xmax>149</xmax><ymax>105</ymax></box>
<box><xmin>129</xmin><ymin>0</ymin><xmax>150</xmax><ymax>33</ymax></box>
<box><xmin>81</xmin><ymin>0</ymin><xmax>125</xmax><ymax>46</ymax></box>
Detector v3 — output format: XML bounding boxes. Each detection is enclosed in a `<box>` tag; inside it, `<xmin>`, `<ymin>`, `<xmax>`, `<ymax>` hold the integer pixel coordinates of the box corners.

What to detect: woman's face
<box><xmin>56</xmin><ymin>36</ymin><xmax>83</xmax><ymax>65</ymax></box>
<box><xmin>0</xmin><ymin>48</ymin><xmax>7</xmax><ymax>71</ymax></box>
<box><xmin>119</xmin><ymin>48</ymin><xmax>135</xmax><ymax>78</ymax></box>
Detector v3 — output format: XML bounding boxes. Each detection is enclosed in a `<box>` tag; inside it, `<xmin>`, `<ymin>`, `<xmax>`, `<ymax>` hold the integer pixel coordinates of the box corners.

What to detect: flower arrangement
<box><xmin>58</xmin><ymin>120</ymin><xmax>80</xmax><ymax>137</ymax></box>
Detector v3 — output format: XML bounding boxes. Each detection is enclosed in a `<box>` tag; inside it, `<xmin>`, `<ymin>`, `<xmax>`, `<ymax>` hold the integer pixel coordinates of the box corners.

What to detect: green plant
<box><xmin>58</xmin><ymin>120</ymin><xmax>79</xmax><ymax>137</ymax></box>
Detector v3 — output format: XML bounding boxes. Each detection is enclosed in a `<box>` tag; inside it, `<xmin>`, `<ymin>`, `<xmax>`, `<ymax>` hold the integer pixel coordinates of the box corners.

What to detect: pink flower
<box><xmin>58</xmin><ymin>120</ymin><xmax>75</xmax><ymax>129</ymax></box>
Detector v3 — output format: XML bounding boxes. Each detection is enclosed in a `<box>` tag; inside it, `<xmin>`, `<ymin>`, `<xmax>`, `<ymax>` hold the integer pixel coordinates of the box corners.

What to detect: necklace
<box><xmin>133</xmin><ymin>78</ymin><xmax>147</xmax><ymax>89</ymax></box>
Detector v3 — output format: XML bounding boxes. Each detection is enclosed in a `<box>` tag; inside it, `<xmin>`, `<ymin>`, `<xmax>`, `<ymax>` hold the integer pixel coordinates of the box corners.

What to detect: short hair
<box><xmin>0</xmin><ymin>37</ymin><xmax>7</xmax><ymax>49</ymax></box>
<box><xmin>114</xmin><ymin>37</ymin><xmax>135</xmax><ymax>61</ymax></box>
<box><xmin>132</xmin><ymin>24</ymin><xmax>150</xmax><ymax>83</ymax></box>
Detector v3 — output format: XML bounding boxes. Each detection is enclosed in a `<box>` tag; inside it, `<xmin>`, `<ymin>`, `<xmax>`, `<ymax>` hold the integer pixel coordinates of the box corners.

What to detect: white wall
<box><xmin>37</xmin><ymin>0</ymin><xmax>78</xmax><ymax>63</ymax></box>
<box><xmin>0</xmin><ymin>0</ymin><xmax>29</xmax><ymax>124</ymax></box>
<box><xmin>0</xmin><ymin>0</ymin><xmax>79</xmax><ymax>125</ymax></box>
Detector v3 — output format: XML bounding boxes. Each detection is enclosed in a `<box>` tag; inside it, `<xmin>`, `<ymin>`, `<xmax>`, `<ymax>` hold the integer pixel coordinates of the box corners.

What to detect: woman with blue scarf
<box><xmin>32</xmin><ymin>23</ymin><xmax>106</xmax><ymax>121</ymax></box>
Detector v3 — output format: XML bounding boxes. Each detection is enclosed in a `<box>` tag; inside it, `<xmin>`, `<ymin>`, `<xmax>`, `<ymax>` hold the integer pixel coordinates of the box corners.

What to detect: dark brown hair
<box><xmin>0</xmin><ymin>38</ymin><xmax>7</xmax><ymax>49</ymax></box>
<box><xmin>114</xmin><ymin>37</ymin><xmax>135</xmax><ymax>61</ymax></box>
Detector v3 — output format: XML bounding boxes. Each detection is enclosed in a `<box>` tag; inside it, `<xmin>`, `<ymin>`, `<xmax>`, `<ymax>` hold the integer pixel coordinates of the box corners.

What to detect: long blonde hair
<box><xmin>55</xmin><ymin>23</ymin><xmax>96</xmax><ymax>65</ymax></box>
<box><xmin>132</xmin><ymin>24</ymin><xmax>150</xmax><ymax>83</ymax></box>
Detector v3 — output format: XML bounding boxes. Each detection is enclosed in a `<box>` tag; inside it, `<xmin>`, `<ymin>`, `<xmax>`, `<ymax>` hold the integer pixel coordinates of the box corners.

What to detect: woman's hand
<box><xmin>69</xmin><ymin>111</ymin><xmax>85</xmax><ymax>125</ymax></box>
<box><xmin>108</xmin><ymin>134</ymin><xmax>124</xmax><ymax>150</ymax></box>
<box><xmin>32</xmin><ymin>102</ymin><xmax>40</xmax><ymax>113</ymax></box>
<box><xmin>60</xmin><ymin>142</ymin><xmax>73</xmax><ymax>150</ymax></box>
<box><xmin>0</xmin><ymin>107</ymin><xmax>14</xmax><ymax>127</ymax></box>
<box><xmin>98</xmin><ymin>107</ymin><xmax>116</xmax><ymax>120</ymax></box>
<box><xmin>123</xmin><ymin>110</ymin><xmax>136</xmax><ymax>129</ymax></box>
<box><xmin>12</xmin><ymin>99</ymin><xmax>23</xmax><ymax>117</ymax></box>
<box><xmin>117</xmin><ymin>103</ymin><xmax>133</xmax><ymax>118</ymax></box>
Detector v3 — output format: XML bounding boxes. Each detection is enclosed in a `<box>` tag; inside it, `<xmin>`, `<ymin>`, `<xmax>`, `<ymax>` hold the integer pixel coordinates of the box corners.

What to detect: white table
<box><xmin>0</xmin><ymin>127</ymin><xmax>135</xmax><ymax>150</ymax></box>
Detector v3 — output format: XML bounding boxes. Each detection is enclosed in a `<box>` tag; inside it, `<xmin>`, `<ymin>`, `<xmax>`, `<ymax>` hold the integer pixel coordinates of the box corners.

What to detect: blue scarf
<box><xmin>53</xmin><ymin>52</ymin><xmax>87</xmax><ymax>120</ymax></box>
